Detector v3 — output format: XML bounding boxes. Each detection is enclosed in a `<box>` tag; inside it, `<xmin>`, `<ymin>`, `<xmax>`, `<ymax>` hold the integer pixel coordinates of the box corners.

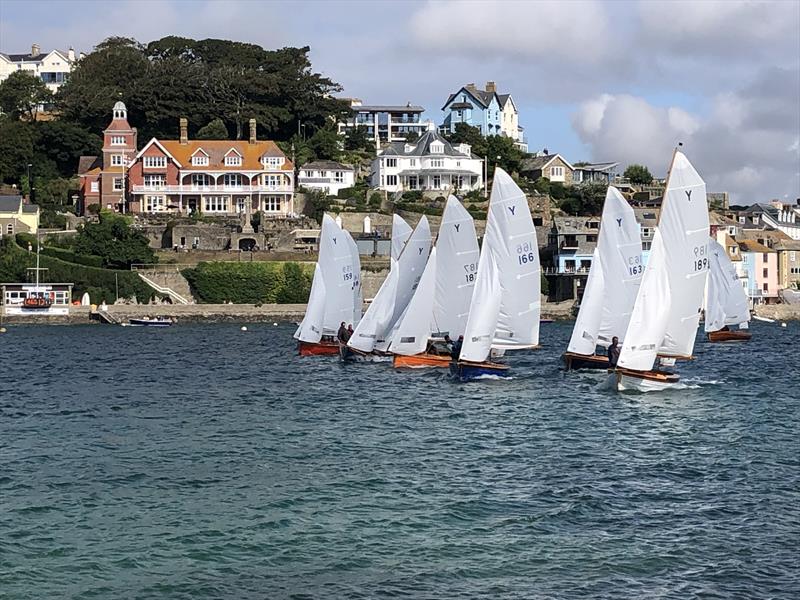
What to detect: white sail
<box><xmin>391</xmin><ymin>214</ymin><xmax>413</xmax><ymax>262</ymax></box>
<box><xmin>617</xmin><ymin>230</ymin><xmax>672</xmax><ymax>371</ymax></box>
<box><xmin>318</xmin><ymin>214</ymin><xmax>358</xmax><ymax>334</ymax></box>
<box><xmin>618</xmin><ymin>150</ymin><xmax>709</xmax><ymax>371</ymax></box>
<box><xmin>344</xmin><ymin>229</ymin><xmax>363</xmax><ymax>326</ymax></box>
<box><xmin>460</xmin><ymin>251</ymin><xmax>503</xmax><ymax>362</ymax></box>
<box><xmin>460</xmin><ymin>168</ymin><xmax>540</xmax><ymax>362</ymax></box>
<box><xmin>432</xmin><ymin>196</ymin><xmax>480</xmax><ymax>338</ymax></box>
<box><xmin>390</xmin><ymin>248</ymin><xmax>438</xmax><ymax>356</ymax></box>
<box><xmin>657</xmin><ymin>151</ymin><xmax>710</xmax><ymax>357</ymax></box>
<box><xmin>567</xmin><ymin>185</ymin><xmax>643</xmax><ymax>354</ymax></box>
<box><xmin>705</xmin><ymin>237</ymin><xmax>750</xmax><ymax>332</ymax></box>
<box><xmin>348</xmin><ymin>260</ymin><xmax>400</xmax><ymax>352</ymax></box>
<box><xmin>294</xmin><ymin>263</ymin><xmax>327</xmax><ymax>342</ymax></box>
<box><xmin>567</xmin><ymin>248</ymin><xmax>605</xmax><ymax>355</ymax></box>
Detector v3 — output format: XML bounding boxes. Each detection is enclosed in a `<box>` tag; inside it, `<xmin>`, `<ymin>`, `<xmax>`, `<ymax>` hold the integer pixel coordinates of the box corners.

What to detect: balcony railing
<box><xmin>132</xmin><ymin>184</ymin><xmax>292</xmax><ymax>194</ymax></box>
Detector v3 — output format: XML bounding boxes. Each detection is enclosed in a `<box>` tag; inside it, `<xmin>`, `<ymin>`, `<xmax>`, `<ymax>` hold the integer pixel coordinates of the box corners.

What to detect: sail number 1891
<box><xmin>692</xmin><ymin>244</ymin><xmax>709</xmax><ymax>272</ymax></box>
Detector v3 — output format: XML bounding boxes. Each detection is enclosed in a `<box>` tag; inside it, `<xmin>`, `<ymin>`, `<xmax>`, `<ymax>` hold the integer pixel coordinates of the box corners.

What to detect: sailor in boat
<box><xmin>346</xmin><ymin>324</ymin><xmax>354</xmax><ymax>341</ymax></box>
<box><xmin>451</xmin><ymin>335</ymin><xmax>463</xmax><ymax>360</ymax></box>
<box><xmin>607</xmin><ymin>336</ymin><xmax>620</xmax><ymax>367</ymax></box>
<box><xmin>337</xmin><ymin>322</ymin><xmax>348</xmax><ymax>344</ymax></box>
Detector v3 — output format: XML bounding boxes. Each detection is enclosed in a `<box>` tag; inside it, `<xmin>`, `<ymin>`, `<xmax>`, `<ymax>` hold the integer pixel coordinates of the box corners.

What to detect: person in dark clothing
<box><xmin>451</xmin><ymin>335</ymin><xmax>464</xmax><ymax>360</ymax></box>
<box><xmin>607</xmin><ymin>336</ymin><xmax>620</xmax><ymax>367</ymax></box>
<box><xmin>443</xmin><ymin>335</ymin><xmax>453</xmax><ymax>355</ymax></box>
<box><xmin>345</xmin><ymin>324</ymin><xmax>354</xmax><ymax>342</ymax></box>
<box><xmin>337</xmin><ymin>322</ymin><xmax>348</xmax><ymax>344</ymax></box>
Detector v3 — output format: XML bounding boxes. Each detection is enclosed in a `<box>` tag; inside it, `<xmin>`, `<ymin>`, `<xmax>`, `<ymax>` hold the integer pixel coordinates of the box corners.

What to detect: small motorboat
<box><xmin>128</xmin><ymin>317</ymin><xmax>174</xmax><ymax>327</ymax></box>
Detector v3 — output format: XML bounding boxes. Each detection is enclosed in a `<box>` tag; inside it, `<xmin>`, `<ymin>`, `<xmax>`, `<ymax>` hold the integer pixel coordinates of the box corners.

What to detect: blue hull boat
<box><xmin>450</xmin><ymin>360</ymin><xmax>511</xmax><ymax>382</ymax></box>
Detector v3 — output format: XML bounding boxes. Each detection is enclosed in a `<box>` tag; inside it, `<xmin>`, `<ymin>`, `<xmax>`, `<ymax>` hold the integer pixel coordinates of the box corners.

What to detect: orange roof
<box><xmin>724</xmin><ymin>234</ymin><xmax>742</xmax><ymax>261</ymax></box>
<box><xmin>159</xmin><ymin>140</ymin><xmax>293</xmax><ymax>171</ymax></box>
<box><xmin>738</xmin><ymin>240</ymin><xmax>774</xmax><ymax>253</ymax></box>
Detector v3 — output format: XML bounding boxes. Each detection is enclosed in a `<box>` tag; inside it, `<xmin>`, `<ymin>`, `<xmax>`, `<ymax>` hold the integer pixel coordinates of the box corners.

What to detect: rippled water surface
<box><xmin>1</xmin><ymin>321</ymin><xmax>799</xmax><ymax>599</ymax></box>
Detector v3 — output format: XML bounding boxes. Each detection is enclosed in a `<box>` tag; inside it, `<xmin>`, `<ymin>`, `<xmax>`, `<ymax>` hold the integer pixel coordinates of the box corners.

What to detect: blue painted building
<box><xmin>441</xmin><ymin>83</ymin><xmax>502</xmax><ymax>137</ymax></box>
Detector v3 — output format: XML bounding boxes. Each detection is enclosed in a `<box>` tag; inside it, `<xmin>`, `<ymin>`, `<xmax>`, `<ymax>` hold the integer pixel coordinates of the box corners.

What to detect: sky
<box><xmin>1</xmin><ymin>0</ymin><xmax>799</xmax><ymax>204</ymax></box>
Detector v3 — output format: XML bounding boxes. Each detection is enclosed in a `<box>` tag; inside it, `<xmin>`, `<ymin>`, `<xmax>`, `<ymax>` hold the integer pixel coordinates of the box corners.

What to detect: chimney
<box><xmin>68</xmin><ymin>47</ymin><xmax>75</xmax><ymax>61</ymax></box>
<box><xmin>485</xmin><ymin>81</ymin><xmax>496</xmax><ymax>93</ymax></box>
<box><xmin>249</xmin><ymin>118</ymin><xmax>257</xmax><ymax>144</ymax></box>
<box><xmin>31</xmin><ymin>43</ymin><xmax>41</xmax><ymax>57</ymax></box>
<box><xmin>179</xmin><ymin>118</ymin><xmax>188</xmax><ymax>145</ymax></box>
<box><xmin>466</xmin><ymin>82</ymin><xmax>477</xmax><ymax>91</ymax></box>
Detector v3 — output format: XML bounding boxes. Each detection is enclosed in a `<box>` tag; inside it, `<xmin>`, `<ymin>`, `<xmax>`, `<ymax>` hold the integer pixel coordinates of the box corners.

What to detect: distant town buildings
<box><xmin>78</xmin><ymin>102</ymin><xmax>294</xmax><ymax>217</ymax></box>
<box><xmin>337</xmin><ymin>99</ymin><xmax>435</xmax><ymax>150</ymax></box>
<box><xmin>371</xmin><ymin>130</ymin><xmax>483</xmax><ymax>193</ymax></box>
<box><xmin>298</xmin><ymin>161</ymin><xmax>355</xmax><ymax>196</ymax></box>
<box><xmin>0</xmin><ymin>194</ymin><xmax>39</xmax><ymax>236</ymax></box>
<box><xmin>520</xmin><ymin>153</ymin><xmax>574</xmax><ymax>184</ymax></box>
<box><xmin>441</xmin><ymin>81</ymin><xmax>526</xmax><ymax>150</ymax></box>
<box><xmin>0</xmin><ymin>43</ymin><xmax>80</xmax><ymax>94</ymax></box>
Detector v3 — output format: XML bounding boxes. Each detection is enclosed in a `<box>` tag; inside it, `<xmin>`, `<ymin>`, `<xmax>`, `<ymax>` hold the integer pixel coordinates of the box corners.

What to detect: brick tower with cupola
<box><xmin>100</xmin><ymin>101</ymin><xmax>138</xmax><ymax>212</ymax></box>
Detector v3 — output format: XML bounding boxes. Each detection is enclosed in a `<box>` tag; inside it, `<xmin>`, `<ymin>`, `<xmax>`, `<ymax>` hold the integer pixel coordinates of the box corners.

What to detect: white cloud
<box><xmin>572</xmin><ymin>68</ymin><xmax>800</xmax><ymax>203</ymax></box>
<box><xmin>410</xmin><ymin>0</ymin><xmax>616</xmax><ymax>65</ymax></box>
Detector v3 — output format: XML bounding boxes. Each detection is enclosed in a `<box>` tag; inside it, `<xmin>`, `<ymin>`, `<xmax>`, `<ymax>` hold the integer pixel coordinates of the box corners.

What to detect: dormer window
<box><xmin>225</xmin><ymin>155</ymin><xmax>242</xmax><ymax>167</ymax></box>
<box><xmin>192</xmin><ymin>153</ymin><xmax>209</xmax><ymax>166</ymax></box>
<box><xmin>430</xmin><ymin>142</ymin><xmax>444</xmax><ymax>154</ymax></box>
<box><xmin>262</xmin><ymin>156</ymin><xmax>284</xmax><ymax>168</ymax></box>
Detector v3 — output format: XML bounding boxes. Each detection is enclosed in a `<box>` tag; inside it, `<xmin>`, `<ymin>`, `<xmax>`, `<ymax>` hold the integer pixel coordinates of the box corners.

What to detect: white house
<box><xmin>0</xmin><ymin>44</ymin><xmax>80</xmax><ymax>95</ymax></box>
<box><xmin>337</xmin><ymin>98</ymin><xmax>436</xmax><ymax>150</ymax></box>
<box><xmin>298</xmin><ymin>160</ymin><xmax>355</xmax><ymax>196</ymax></box>
<box><xmin>371</xmin><ymin>130</ymin><xmax>483</xmax><ymax>193</ymax></box>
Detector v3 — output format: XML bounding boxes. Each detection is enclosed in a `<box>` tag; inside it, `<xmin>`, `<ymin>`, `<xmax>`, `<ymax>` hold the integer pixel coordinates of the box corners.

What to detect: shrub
<box><xmin>40</xmin><ymin>246</ymin><xmax>104</xmax><ymax>267</ymax></box>
<box><xmin>182</xmin><ymin>261</ymin><xmax>313</xmax><ymax>304</ymax></box>
<box><xmin>368</xmin><ymin>191</ymin><xmax>383</xmax><ymax>207</ymax></box>
<box><xmin>401</xmin><ymin>190</ymin><xmax>423</xmax><ymax>202</ymax></box>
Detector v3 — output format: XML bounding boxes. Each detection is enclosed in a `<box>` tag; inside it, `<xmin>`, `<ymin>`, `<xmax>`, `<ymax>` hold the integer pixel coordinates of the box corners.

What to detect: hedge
<box><xmin>0</xmin><ymin>238</ymin><xmax>156</xmax><ymax>304</ymax></box>
<box><xmin>182</xmin><ymin>261</ymin><xmax>313</xmax><ymax>304</ymax></box>
<box><xmin>40</xmin><ymin>246</ymin><xmax>104</xmax><ymax>268</ymax></box>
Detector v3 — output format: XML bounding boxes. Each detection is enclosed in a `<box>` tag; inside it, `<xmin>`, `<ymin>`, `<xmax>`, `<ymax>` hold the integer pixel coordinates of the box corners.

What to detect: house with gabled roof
<box><xmin>0</xmin><ymin>43</ymin><xmax>80</xmax><ymax>96</ymax></box>
<box><xmin>371</xmin><ymin>130</ymin><xmax>483</xmax><ymax>193</ymax></box>
<box><xmin>520</xmin><ymin>153</ymin><xmax>574</xmax><ymax>185</ymax></box>
<box><xmin>441</xmin><ymin>82</ymin><xmax>526</xmax><ymax>150</ymax></box>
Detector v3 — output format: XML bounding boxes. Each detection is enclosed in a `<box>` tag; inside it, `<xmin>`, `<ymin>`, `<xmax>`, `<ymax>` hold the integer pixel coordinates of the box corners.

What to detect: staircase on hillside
<box><xmin>134</xmin><ymin>266</ymin><xmax>193</xmax><ymax>304</ymax></box>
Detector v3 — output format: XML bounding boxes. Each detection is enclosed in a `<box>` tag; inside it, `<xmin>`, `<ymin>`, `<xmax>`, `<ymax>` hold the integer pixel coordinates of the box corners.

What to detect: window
<box><xmin>90</xmin><ymin>181</ymin><xmax>99</xmax><ymax>193</ymax></box>
<box><xmin>262</xmin><ymin>156</ymin><xmax>284</xmax><ymax>168</ymax></box>
<box><xmin>551</xmin><ymin>166</ymin><xmax>564</xmax><ymax>177</ymax></box>
<box><xmin>113</xmin><ymin>178</ymin><xmax>123</xmax><ymax>192</ymax></box>
<box><xmin>790</xmin><ymin>251</ymin><xmax>796</xmax><ymax>262</ymax></box>
<box><xmin>203</xmin><ymin>196</ymin><xmax>229</xmax><ymax>212</ymax></box>
<box><xmin>430</xmin><ymin>142</ymin><xmax>444</xmax><ymax>153</ymax></box>
<box><xmin>409</xmin><ymin>159</ymin><xmax>417</xmax><ymax>167</ymax></box>
<box><xmin>143</xmin><ymin>156</ymin><xmax>167</xmax><ymax>168</ymax></box>
<box><xmin>642</xmin><ymin>242</ymin><xmax>652</xmax><ymax>251</ymax></box>
<box><xmin>6</xmin><ymin>223</ymin><xmax>13</xmax><ymax>235</ymax></box>
<box><xmin>111</xmin><ymin>154</ymin><xmax>124</xmax><ymax>166</ymax></box>
<box><xmin>763</xmin><ymin>268</ymin><xmax>769</xmax><ymax>277</ymax></box>
<box><xmin>334</xmin><ymin>171</ymin><xmax>344</xmax><ymax>183</ymax></box>
<box><xmin>225</xmin><ymin>155</ymin><xmax>242</xmax><ymax>166</ymax></box>
<box><xmin>385</xmin><ymin>158</ymin><xmax>397</xmax><ymax>168</ymax></box>
<box><xmin>265</xmin><ymin>196</ymin><xmax>282</xmax><ymax>212</ymax></box>
<box><xmin>144</xmin><ymin>174</ymin><xmax>165</xmax><ymax>189</ymax></box>
<box><xmin>430</xmin><ymin>159</ymin><xmax>444</xmax><ymax>168</ymax></box>
<box><xmin>641</xmin><ymin>227</ymin><xmax>652</xmax><ymax>238</ymax></box>
<box><xmin>791</xmin><ymin>267</ymin><xmax>800</xmax><ymax>274</ymax></box>
<box><xmin>762</xmin><ymin>283</ymin><xmax>768</xmax><ymax>292</ymax></box>
<box><xmin>111</xmin><ymin>136</ymin><xmax>125</xmax><ymax>146</ymax></box>
<box><xmin>237</xmin><ymin>198</ymin><xmax>247</xmax><ymax>213</ymax></box>
<box><xmin>456</xmin><ymin>161</ymin><xmax>461</xmax><ymax>167</ymax></box>
<box><xmin>264</xmin><ymin>174</ymin><xmax>281</xmax><ymax>188</ymax></box>
<box><xmin>386</xmin><ymin>175</ymin><xmax>397</xmax><ymax>186</ymax></box>
<box><xmin>587</xmin><ymin>235</ymin><xmax>597</xmax><ymax>243</ymax></box>
<box><xmin>192</xmin><ymin>155</ymin><xmax>209</xmax><ymax>166</ymax></box>
<box><xmin>145</xmin><ymin>195</ymin><xmax>165</xmax><ymax>213</ymax></box>
<box><xmin>763</xmin><ymin>253</ymin><xmax>769</xmax><ymax>262</ymax></box>
<box><xmin>223</xmin><ymin>173</ymin><xmax>243</xmax><ymax>188</ymax></box>
<box><xmin>191</xmin><ymin>173</ymin><xmax>211</xmax><ymax>188</ymax></box>
<box><xmin>432</xmin><ymin>175</ymin><xmax>441</xmax><ymax>188</ymax></box>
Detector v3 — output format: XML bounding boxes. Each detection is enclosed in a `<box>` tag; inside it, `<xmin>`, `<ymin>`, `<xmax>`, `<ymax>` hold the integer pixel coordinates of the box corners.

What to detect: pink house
<box><xmin>739</xmin><ymin>240</ymin><xmax>780</xmax><ymax>304</ymax></box>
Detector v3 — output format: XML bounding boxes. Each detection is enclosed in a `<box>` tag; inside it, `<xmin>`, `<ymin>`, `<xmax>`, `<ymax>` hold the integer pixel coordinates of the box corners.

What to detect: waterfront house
<box><xmin>298</xmin><ymin>161</ymin><xmax>355</xmax><ymax>196</ymax></box>
<box><xmin>738</xmin><ymin>240</ymin><xmax>780</xmax><ymax>304</ymax></box>
<box><xmin>370</xmin><ymin>130</ymin><xmax>483</xmax><ymax>193</ymax></box>
<box><xmin>520</xmin><ymin>154</ymin><xmax>574</xmax><ymax>185</ymax></box>
<box><xmin>742</xmin><ymin>202</ymin><xmax>800</xmax><ymax>241</ymax></box>
<box><xmin>0</xmin><ymin>43</ymin><xmax>79</xmax><ymax>96</ymax></box>
<box><xmin>0</xmin><ymin>195</ymin><xmax>39</xmax><ymax>236</ymax></box>
<box><xmin>572</xmin><ymin>162</ymin><xmax>619</xmax><ymax>184</ymax></box>
<box><xmin>545</xmin><ymin>216</ymin><xmax>600</xmax><ymax>301</ymax></box>
<box><xmin>337</xmin><ymin>99</ymin><xmax>433</xmax><ymax>150</ymax></box>
<box><xmin>441</xmin><ymin>82</ymin><xmax>503</xmax><ymax>138</ymax></box>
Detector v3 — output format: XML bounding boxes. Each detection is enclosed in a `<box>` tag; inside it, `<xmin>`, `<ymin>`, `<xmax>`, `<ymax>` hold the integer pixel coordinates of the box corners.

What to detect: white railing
<box><xmin>137</xmin><ymin>272</ymin><xmax>190</xmax><ymax>305</ymax></box>
<box><xmin>132</xmin><ymin>184</ymin><xmax>292</xmax><ymax>193</ymax></box>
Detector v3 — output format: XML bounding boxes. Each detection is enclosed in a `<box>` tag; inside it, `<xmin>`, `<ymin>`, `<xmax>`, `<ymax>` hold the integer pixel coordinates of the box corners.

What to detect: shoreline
<box><xmin>4</xmin><ymin>301</ymin><xmax>797</xmax><ymax>325</ymax></box>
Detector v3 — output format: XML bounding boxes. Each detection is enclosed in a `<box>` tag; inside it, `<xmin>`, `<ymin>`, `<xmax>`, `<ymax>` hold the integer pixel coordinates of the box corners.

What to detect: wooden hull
<box><xmin>562</xmin><ymin>351</ymin><xmax>610</xmax><ymax>371</ymax></box>
<box><xmin>339</xmin><ymin>345</ymin><xmax>392</xmax><ymax>363</ymax></box>
<box><xmin>297</xmin><ymin>340</ymin><xmax>340</xmax><ymax>356</ymax></box>
<box><xmin>450</xmin><ymin>360</ymin><xmax>510</xmax><ymax>382</ymax></box>
<box><xmin>393</xmin><ymin>353</ymin><xmax>452</xmax><ymax>369</ymax></box>
<box><xmin>707</xmin><ymin>330</ymin><xmax>751</xmax><ymax>343</ymax></box>
<box><xmin>609</xmin><ymin>367</ymin><xmax>680</xmax><ymax>392</ymax></box>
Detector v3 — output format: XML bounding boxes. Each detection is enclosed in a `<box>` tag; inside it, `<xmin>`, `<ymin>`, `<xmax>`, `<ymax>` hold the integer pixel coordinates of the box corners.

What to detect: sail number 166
<box><xmin>516</xmin><ymin>242</ymin><xmax>536</xmax><ymax>266</ymax></box>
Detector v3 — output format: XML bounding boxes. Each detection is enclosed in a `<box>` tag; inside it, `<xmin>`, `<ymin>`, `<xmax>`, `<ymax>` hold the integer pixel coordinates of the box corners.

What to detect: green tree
<box><xmin>74</xmin><ymin>211</ymin><xmax>155</xmax><ymax>268</ymax></box>
<box><xmin>624</xmin><ymin>164</ymin><xmax>653</xmax><ymax>185</ymax></box>
<box><xmin>196</xmin><ymin>118</ymin><xmax>229</xmax><ymax>139</ymax></box>
<box><xmin>0</xmin><ymin>116</ymin><xmax>35</xmax><ymax>185</ymax></box>
<box><xmin>0</xmin><ymin>71</ymin><xmax>52</xmax><ymax>120</ymax></box>
<box><xmin>344</xmin><ymin>126</ymin><xmax>371</xmax><ymax>152</ymax></box>
<box><xmin>34</xmin><ymin>121</ymin><xmax>102</xmax><ymax>177</ymax></box>
<box><xmin>444</xmin><ymin>123</ymin><xmax>525</xmax><ymax>179</ymax></box>
<box><xmin>404</xmin><ymin>130</ymin><xmax>419</xmax><ymax>143</ymax></box>
<box><xmin>307</xmin><ymin>125</ymin><xmax>342</xmax><ymax>161</ymax></box>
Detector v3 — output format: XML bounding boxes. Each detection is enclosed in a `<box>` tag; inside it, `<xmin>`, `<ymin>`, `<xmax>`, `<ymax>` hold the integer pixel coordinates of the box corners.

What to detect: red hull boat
<box><xmin>297</xmin><ymin>340</ymin><xmax>340</xmax><ymax>356</ymax></box>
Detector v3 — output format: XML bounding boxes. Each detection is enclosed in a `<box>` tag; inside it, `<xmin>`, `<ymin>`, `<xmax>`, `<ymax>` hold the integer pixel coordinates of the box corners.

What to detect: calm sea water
<box><xmin>1</xmin><ymin>321</ymin><xmax>798</xmax><ymax>599</ymax></box>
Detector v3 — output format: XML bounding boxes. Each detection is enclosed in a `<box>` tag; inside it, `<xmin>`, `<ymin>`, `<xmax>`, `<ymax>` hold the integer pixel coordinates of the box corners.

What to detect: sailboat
<box><xmin>563</xmin><ymin>186</ymin><xmax>643</xmax><ymax>370</ymax></box>
<box><xmin>391</xmin><ymin>214</ymin><xmax>413</xmax><ymax>261</ymax></box>
<box><xmin>451</xmin><ymin>168</ymin><xmax>541</xmax><ymax>381</ymax></box>
<box><xmin>391</xmin><ymin>196</ymin><xmax>480</xmax><ymax>368</ymax></box>
<box><xmin>610</xmin><ymin>149</ymin><xmax>710</xmax><ymax>392</ymax></box>
<box><xmin>344</xmin><ymin>216</ymin><xmax>432</xmax><ymax>362</ymax></box>
<box><xmin>294</xmin><ymin>214</ymin><xmax>362</xmax><ymax>356</ymax></box>
<box><xmin>705</xmin><ymin>237</ymin><xmax>751</xmax><ymax>342</ymax></box>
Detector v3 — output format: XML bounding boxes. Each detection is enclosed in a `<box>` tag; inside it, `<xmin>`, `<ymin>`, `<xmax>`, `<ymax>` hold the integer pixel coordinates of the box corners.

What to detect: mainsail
<box><xmin>705</xmin><ymin>237</ymin><xmax>750</xmax><ymax>332</ymax></box>
<box><xmin>618</xmin><ymin>150</ymin><xmax>710</xmax><ymax>371</ymax></box>
<box><xmin>567</xmin><ymin>186</ymin><xmax>643</xmax><ymax>355</ymax></box>
<box><xmin>391</xmin><ymin>214</ymin><xmax>413</xmax><ymax>262</ymax></box>
<box><xmin>460</xmin><ymin>168</ymin><xmax>540</xmax><ymax>363</ymax></box>
<box><xmin>389</xmin><ymin>248</ymin><xmax>438</xmax><ymax>356</ymax></box>
<box><xmin>294</xmin><ymin>263</ymin><xmax>327</xmax><ymax>342</ymax></box>
<box><xmin>344</xmin><ymin>229</ymin><xmax>363</xmax><ymax>326</ymax></box>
